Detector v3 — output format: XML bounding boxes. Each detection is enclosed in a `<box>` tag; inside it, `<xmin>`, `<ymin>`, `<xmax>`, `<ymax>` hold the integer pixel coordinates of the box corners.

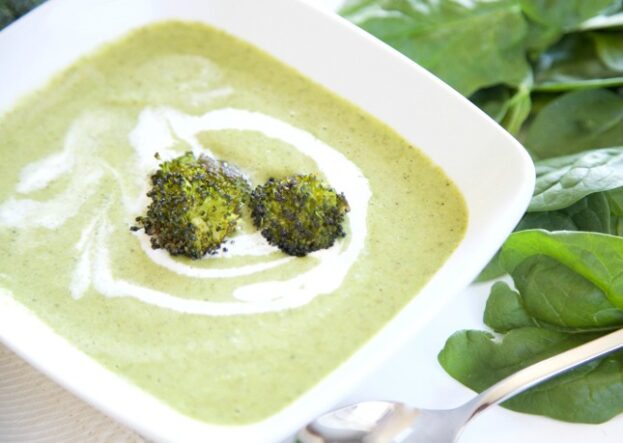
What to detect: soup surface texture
<box><xmin>0</xmin><ymin>21</ymin><xmax>467</xmax><ymax>424</ymax></box>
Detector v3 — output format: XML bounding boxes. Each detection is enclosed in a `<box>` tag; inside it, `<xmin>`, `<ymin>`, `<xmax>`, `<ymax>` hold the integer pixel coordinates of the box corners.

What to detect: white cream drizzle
<box><xmin>16</xmin><ymin>149</ymin><xmax>74</xmax><ymax>194</ymax></box>
<box><xmin>77</xmin><ymin>217</ymin><xmax>342</xmax><ymax>316</ymax></box>
<box><xmin>136</xmin><ymin>231</ymin><xmax>293</xmax><ymax>278</ymax></box>
<box><xmin>0</xmin><ymin>105</ymin><xmax>372</xmax><ymax>316</ymax></box>
<box><xmin>0</xmin><ymin>169</ymin><xmax>103</xmax><ymax>229</ymax></box>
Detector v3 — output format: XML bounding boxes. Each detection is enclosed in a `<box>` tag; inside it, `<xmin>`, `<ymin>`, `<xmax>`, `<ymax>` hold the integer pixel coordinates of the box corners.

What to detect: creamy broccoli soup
<box><xmin>0</xmin><ymin>22</ymin><xmax>467</xmax><ymax>424</ymax></box>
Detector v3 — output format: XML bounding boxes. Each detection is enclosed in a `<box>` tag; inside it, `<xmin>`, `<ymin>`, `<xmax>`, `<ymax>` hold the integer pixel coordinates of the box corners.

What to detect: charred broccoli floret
<box><xmin>132</xmin><ymin>152</ymin><xmax>250</xmax><ymax>258</ymax></box>
<box><xmin>250</xmin><ymin>174</ymin><xmax>350</xmax><ymax>256</ymax></box>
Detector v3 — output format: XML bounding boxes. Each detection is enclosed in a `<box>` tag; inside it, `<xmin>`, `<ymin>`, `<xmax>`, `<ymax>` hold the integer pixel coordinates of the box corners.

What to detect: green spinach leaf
<box><xmin>501</xmin><ymin>85</ymin><xmax>532</xmax><ymax>135</ymax></box>
<box><xmin>524</xmin><ymin>21</ymin><xmax>562</xmax><ymax>60</ymax></box>
<box><xmin>519</xmin><ymin>192</ymin><xmax>614</xmax><ymax>232</ymax></box>
<box><xmin>510</xmin><ymin>255</ymin><xmax>623</xmax><ymax>331</ymax></box>
<box><xmin>0</xmin><ymin>0</ymin><xmax>15</xmax><ymax>29</ymax></box>
<box><xmin>483</xmin><ymin>281</ymin><xmax>535</xmax><ymax>331</ymax></box>
<box><xmin>523</xmin><ymin>89</ymin><xmax>623</xmax><ymax>159</ymax></box>
<box><xmin>556</xmin><ymin>191</ymin><xmax>615</xmax><ymax>233</ymax></box>
<box><xmin>484</xmin><ymin>234</ymin><xmax>623</xmax><ymax>333</ymax></box>
<box><xmin>469</xmin><ymin>85</ymin><xmax>513</xmax><ymax>123</ymax></box>
<box><xmin>580</xmin><ymin>12</ymin><xmax>623</xmax><ymax>31</ymax></box>
<box><xmin>0</xmin><ymin>6</ymin><xmax>12</xmax><ymax>29</ymax></box>
<box><xmin>592</xmin><ymin>32</ymin><xmax>623</xmax><ymax>71</ymax></box>
<box><xmin>530</xmin><ymin>148</ymin><xmax>623</xmax><ymax>211</ymax></box>
<box><xmin>477</xmin><ymin>191</ymin><xmax>621</xmax><ymax>282</ymax></box>
<box><xmin>1</xmin><ymin>1</ymin><xmax>50</xmax><ymax>30</ymax></box>
<box><xmin>439</xmin><ymin>327</ymin><xmax>623</xmax><ymax>423</ymax></box>
<box><xmin>520</xmin><ymin>0</ymin><xmax>622</xmax><ymax>31</ymax></box>
<box><xmin>470</xmin><ymin>86</ymin><xmax>513</xmax><ymax>123</ymax></box>
<box><xmin>474</xmin><ymin>251</ymin><xmax>506</xmax><ymax>283</ymax></box>
<box><xmin>442</xmin><ymin>231</ymin><xmax>623</xmax><ymax>423</ymax></box>
<box><xmin>606</xmin><ymin>188</ymin><xmax>623</xmax><ymax>235</ymax></box>
<box><xmin>470</xmin><ymin>83</ymin><xmax>532</xmax><ymax>134</ymax></box>
<box><xmin>501</xmin><ymin>230</ymin><xmax>623</xmax><ymax>309</ymax></box>
<box><xmin>533</xmin><ymin>33</ymin><xmax>623</xmax><ymax>91</ymax></box>
<box><xmin>339</xmin><ymin>0</ymin><xmax>531</xmax><ymax>96</ymax></box>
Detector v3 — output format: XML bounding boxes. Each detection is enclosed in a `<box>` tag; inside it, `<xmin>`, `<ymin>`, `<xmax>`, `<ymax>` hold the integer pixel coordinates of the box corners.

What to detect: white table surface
<box><xmin>2</xmin><ymin>1</ymin><xmax>623</xmax><ymax>442</ymax></box>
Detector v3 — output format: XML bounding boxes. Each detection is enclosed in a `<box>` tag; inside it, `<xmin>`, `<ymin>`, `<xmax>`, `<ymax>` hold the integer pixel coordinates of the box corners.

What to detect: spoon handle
<box><xmin>465</xmin><ymin>327</ymin><xmax>623</xmax><ymax>420</ymax></box>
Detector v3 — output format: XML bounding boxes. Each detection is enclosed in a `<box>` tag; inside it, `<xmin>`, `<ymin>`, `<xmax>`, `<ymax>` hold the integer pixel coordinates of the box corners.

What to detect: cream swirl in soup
<box><xmin>1</xmin><ymin>105</ymin><xmax>371</xmax><ymax>316</ymax></box>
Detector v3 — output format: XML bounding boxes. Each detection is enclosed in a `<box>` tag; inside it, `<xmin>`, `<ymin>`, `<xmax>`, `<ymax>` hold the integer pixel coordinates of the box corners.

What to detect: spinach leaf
<box><xmin>1</xmin><ymin>1</ymin><xmax>49</xmax><ymax>30</ymax></box>
<box><xmin>485</xmin><ymin>246</ymin><xmax>623</xmax><ymax>334</ymax></box>
<box><xmin>442</xmin><ymin>231</ymin><xmax>623</xmax><ymax>423</ymax></box>
<box><xmin>501</xmin><ymin>85</ymin><xmax>532</xmax><ymax>135</ymax></box>
<box><xmin>592</xmin><ymin>32</ymin><xmax>623</xmax><ymax>71</ymax></box>
<box><xmin>470</xmin><ymin>86</ymin><xmax>513</xmax><ymax>123</ymax></box>
<box><xmin>580</xmin><ymin>12</ymin><xmax>623</xmax><ymax>31</ymax></box>
<box><xmin>439</xmin><ymin>328</ymin><xmax>594</xmax><ymax>394</ymax></box>
<box><xmin>523</xmin><ymin>89</ymin><xmax>623</xmax><ymax>159</ymax></box>
<box><xmin>533</xmin><ymin>33</ymin><xmax>623</xmax><ymax>91</ymax></box>
<box><xmin>477</xmin><ymin>191</ymin><xmax>621</xmax><ymax>282</ymax></box>
<box><xmin>340</xmin><ymin>0</ymin><xmax>384</xmax><ymax>17</ymax></box>
<box><xmin>606</xmin><ymin>188</ymin><xmax>623</xmax><ymax>235</ymax></box>
<box><xmin>474</xmin><ymin>251</ymin><xmax>506</xmax><ymax>283</ymax></box>
<box><xmin>339</xmin><ymin>0</ymin><xmax>531</xmax><ymax>96</ymax></box>
<box><xmin>520</xmin><ymin>0</ymin><xmax>622</xmax><ymax>31</ymax></box>
<box><xmin>516</xmin><ymin>210</ymin><xmax>579</xmax><ymax>231</ymax></box>
<box><xmin>524</xmin><ymin>22</ymin><xmax>562</xmax><ymax>60</ymax></box>
<box><xmin>530</xmin><ymin>148</ymin><xmax>623</xmax><ymax>211</ymax></box>
<box><xmin>557</xmin><ymin>191</ymin><xmax>615</xmax><ymax>233</ymax></box>
<box><xmin>501</xmin><ymin>230</ymin><xmax>623</xmax><ymax>309</ymax></box>
<box><xmin>484</xmin><ymin>281</ymin><xmax>535</xmax><ymax>331</ymax></box>
<box><xmin>470</xmin><ymin>84</ymin><xmax>532</xmax><ymax>134</ymax></box>
<box><xmin>476</xmin><ymin>187</ymin><xmax>623</xmax><ymax>283</ymax></box>
<box><xmin>0</xmin><ymin>4</ymin><xmax>13</xmax><ymax>29</ymax></box>
<box><xmin>439</xmin><ymin>327</ymin><xmax>623</xmax><ymax>423</ymax></box>
<box><xmin>511</xmin><ymin>255</ymin><xmax>623</xmax><ymax>331</ymax></box>
<box><xmin>522</xmin><ymin>191</ymin><xmax>616</xmax><ymax>232</ymax></box>
<box><xmin>2</xmin><ymin>0</ymin><xmax>46</xmax><ymax>17</ymax></box>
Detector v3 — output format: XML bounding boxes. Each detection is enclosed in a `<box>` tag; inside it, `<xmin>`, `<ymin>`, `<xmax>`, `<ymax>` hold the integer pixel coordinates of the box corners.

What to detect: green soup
<box><xmin>0</xmin><ymin>21</ymin><xmax>467</xmax><ymax>424</ymax></box>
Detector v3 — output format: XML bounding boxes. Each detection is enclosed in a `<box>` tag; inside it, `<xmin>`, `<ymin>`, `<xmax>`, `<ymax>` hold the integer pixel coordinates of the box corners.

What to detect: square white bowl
<box><xmin>0</xmin><ymin>0</ymin><xmax>535</xmax><ymax>442</ymax></box>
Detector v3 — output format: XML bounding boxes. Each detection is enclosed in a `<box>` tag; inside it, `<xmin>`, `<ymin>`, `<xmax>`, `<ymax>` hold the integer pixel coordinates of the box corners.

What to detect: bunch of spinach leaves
<box><xmin>342</xmin><ymin>0</ymin><xmax>623</xmax><ymax>424</ymax></box>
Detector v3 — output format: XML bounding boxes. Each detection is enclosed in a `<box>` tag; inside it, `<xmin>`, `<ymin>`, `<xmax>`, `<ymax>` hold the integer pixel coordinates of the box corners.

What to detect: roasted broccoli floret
<box><xmin>132</xmin><ymin>152</ymin><xmax>251</xmax><ymax>259</ymax></box>
<box><xmin>250</xmin><ymin>174</ymin><xmax>350</xmax><ymax>256</ymax></box>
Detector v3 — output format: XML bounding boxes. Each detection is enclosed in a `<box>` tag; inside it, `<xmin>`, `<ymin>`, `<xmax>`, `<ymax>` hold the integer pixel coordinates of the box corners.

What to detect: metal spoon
<box><xmin>299</xmin><ymin>327</ymin><xmax>623</xmax><ymax>443</ymax></box>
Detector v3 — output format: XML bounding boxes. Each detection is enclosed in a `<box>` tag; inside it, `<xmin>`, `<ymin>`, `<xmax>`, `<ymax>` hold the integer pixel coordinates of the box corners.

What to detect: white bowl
<box><xmin>0</xmin><ymin>0</ymin><xmax>535</xmax><ymax>441</ymax></box>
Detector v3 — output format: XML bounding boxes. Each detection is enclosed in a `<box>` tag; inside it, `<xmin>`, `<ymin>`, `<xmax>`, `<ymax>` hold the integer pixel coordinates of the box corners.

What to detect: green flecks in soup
<box><xmin>0</xmin><ymin>21</ymin><xmax>467</xmax><ymax>424</ymax></box>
